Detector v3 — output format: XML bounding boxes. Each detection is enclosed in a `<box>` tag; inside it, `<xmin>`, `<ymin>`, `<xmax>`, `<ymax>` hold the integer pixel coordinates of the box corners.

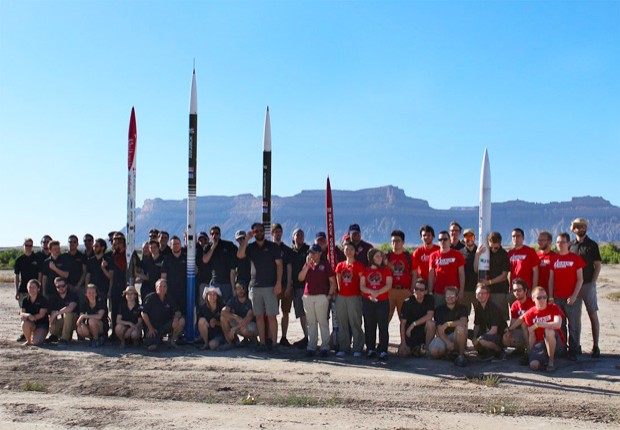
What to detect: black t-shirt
<box><xmin>290</xmin><ymin>243</ymin><xmax>310</xmax><ymax>289</ymax></box>
<box><xmin>451</xmin><ymin>242</ymin><xmax>465</xmax><ymax>251</ymax></box>
<box><xmin>353</xmin><ymin>240</ymin><xmax>373</xmax><ymax>267</ymax></box>
<box><xmin>142</xmin><ymin>292</ymin><xmax>177</xmax><ymax>330</ymax></box>
<box><xmin>42</xmin><ymin>254</ymin><xmax>72</xmax><ymax>299</ymax></box>
<box><xmin>119</xmin><ymin>301</ymin><xmax>142</xmax><ymax>324</ymax></box>
<box><xmin>400</xmin><ymin>294</ymin><xmax>434</xmax><ymax>326</ymax></box>
<box><xmin>161</xmin><ymin>253</ymin><xmax>187</xmax><ymax>304</ymax></box>
<box><xmin>235</xmin><ymin>256</ymin><xmax>251</xmax><ymax>285</ymax></box>
<box><xmin>434</xmin><ymin>303</ymin><xmax>469</xmax><ymax>335</ymax></box>
<box><xmin>80</xmin><ymin>297</ymin><xmax>108</xmax><ymax>316</ymax></box>
<box><xmin>22</xmin><ymin>294</ymin><xmax>49</xmax><ymax>327</ymax></box>
<box><xmin>64</xmin><ymin>251</ymin><xmax>86</xmax><ymax>286</ymax></box>
<box><xmin>473</xmin><ymin>301</ymin><xmax>507</xmax><ymax>334</ymax></box>
<box><xmin>204</xmin><ymin>240</ymin><xmax>238</xmax><ymax>284</ymax></box>
<box><xmin>460</xmin><ymin>245</ymin><xmax>478</xmax><ymax>292</ymax></box>
<box><xmin>49</xmin><ymin>291</ymin><xmax>79</xmax><ymax>312</ymax></box>
<box><xmin>86</xmin><ymin>255</ymin><xmax>112</xmax><ymax>297</ymax></box>
<box><xmin>569</xmin><ymin>236</ymin><xmax>601</xmax><ymax>283</ymax></box>
<box><xmin>35</xmin><ymin>251</ymin><xmax>50</xmax><ymax>272</ymax></box>
<box><xmin>141</xmin><ymin>253</ymin><xmax>164</xmax><ymax>297</ymax></box>
<box><xmin>488</xmin><ymin>248</ymin><xmax>510</xmax><ymax>294</ymax></box>
<box><xmin>198</xmin><ymin>300</ymin><xmax>224</xmax><ymax>321</ymax></box>
<box><xmin>274</xmin><ymin>242</ymin><xmax>292</xmax><ymax>286</ymax></box>
<box><xmin>14</xmin><ymin>253</ymin><xmax>40</xmax><ymax>293</ymax></box>
<box><xmin>196</xmin><ymin>246</ymin><xmax>212</xmax><ymax>286</ymax></box>
<box><xmin>225</xmin><ymin>296</ymin><xmax>254</xmax><ymax>320</ymax></box>
<box><xmin>246</xmin><ymin>240</ymin><xmax>282</xmax><ymax>288</ymax></box>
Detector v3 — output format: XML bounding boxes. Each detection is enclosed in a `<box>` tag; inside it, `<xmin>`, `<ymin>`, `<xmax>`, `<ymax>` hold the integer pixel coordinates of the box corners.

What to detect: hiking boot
<box><xmin>454</xmin><ymin>354</ymin><xmax>468</xmax><ymax>367</ymax></box>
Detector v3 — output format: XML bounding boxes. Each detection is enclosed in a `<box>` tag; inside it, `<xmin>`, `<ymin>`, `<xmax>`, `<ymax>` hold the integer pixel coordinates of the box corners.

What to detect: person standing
<box><xmin>14</xmin><ymin>238</ymin><xmax>40</xmax><ymax>342</ymax></box>
<box><xmin>360</xmin><ymin>248</ymin><xmax>392</xmax><ymax>360</ymax></box>
<box><xmin>237</xmin><ymin>223</ymin><xmax>283</xmax><ymax>352</ymax></box>
<box><xmin>289</xmin><ymin>228</ymin><xmax>310</xmax><ymax>348</ymax></box>
<box><xmin>549</xmin><ymin>232</ymin><xmax>585</xmax><ymax>361</ymax></box>
<box><xmin>449</xmin><ymin>221</ymin><xmax>465</xmax><ymax>251</ymax></box>
<box><xmin>386</xmin><ymin>230</ymin><xmax>414</xmax><ymax>322</ymax></box>
<box><xmin>64</xmin><ymin>235</ymin><xmax>87</xmax><ymax>297</ymax></box>
<box><xmin>41</xmin><ymin>240</ymin><xmax>70</xmax><ymax>300</ymax></box>
<box><xmin>161</xmin><ymin>236</ymin><xmax>188</xmax><ymax>320</ymax></box>
<box><xmin>85</xmin><ymin>239</ymin><xmax>113</xmax><ymax>300</ymax></box>
<box><xmin>508</xmin><ymin>228</ymin><xmax>539</xmax><ymax>291</ymax></box>
<box><xmin>202</xmin><ymin>225</ymin><xmax>238</xmax><ymax>304</ymax></box>
<box><xmin>460</xmin><ymin>229</ymin><xmax>478</xmax><ymax>313</ymax></box>
<box><xmin>569</xmin><ymin>218</ymin><xmax>602</xmax><ymax>358</ymax></box>
<box><xmin>474</xmin><ymin>232</ymin><xmax>510</xmax><ymax>321</ymax></box>
<box><xmin>428</xmin><ymin>231</ymin><xmax>465</xmax><ymax>307</ymax></box>
<box><xmin>536</xmin><ymin>231</ymin><xmax>556</xmax><ymax>294</ymax></box>
<box><xmin>271</xmin><ymin>223</ymin><xmax>294</xmax><ymax>346</ymax></box>
<box><xmin>348</xmin><ymin>224</ymin><xmax>373</xmax><ymax>267</ymax></box>
<box><xmin>412</xmin><ymin>225</ymin><xmax>439</xmax><ymax>283</ymax></box>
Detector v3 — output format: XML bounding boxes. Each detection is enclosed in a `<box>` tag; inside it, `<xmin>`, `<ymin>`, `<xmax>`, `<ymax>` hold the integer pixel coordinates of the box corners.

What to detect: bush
<box><xmin>600</xmin><ymin>244</ymin><xmax>620</xmax><ymax>264</ymax></box>
<box><xmin>0</xmin><ymin>248</ymin><xmax>22</xmax><ymax>270</ymax></box>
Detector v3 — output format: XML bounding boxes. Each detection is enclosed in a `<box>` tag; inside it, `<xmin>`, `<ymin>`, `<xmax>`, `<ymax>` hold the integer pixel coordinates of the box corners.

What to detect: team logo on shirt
<box><xmin>554</xmin><ymin>260</ymin><xmax>575</xmax><ymax>269</ymax></box>
<box><xmin>420</xmin><ymin>255</ymin><xmax>430</xmax><ymax>262</ymax></box>
<box><xmin>342</xmin><ymin>269</ymin><xmax>353</xmax><ymax>283</ymax></box>
<box><xmin>437</xmin><ymin>258</ymin><xmax>456</xmax><ymax>266</ymax></box>
<box><xmin>368</xmin><ymin>272</ymin><xmax>382</xmax><ymax>285</ymax></box>
<box><xmin>391</xmin><ymin>260</ymin><xmax>404</xmax><ymax>275</ymax></box>
<box><xmin>510</xmin><ymin>254</ymin><xmax>526</xmax><ymax>262</ymax></box>
<box><xmin>317</xmin><ymin>264</ymin><xmax>325</xmax><ymax>272</ymax></box>
<box><xmin>539</xmin><ymin>258</ymin><xmax>552</xmax><ymax>267</ymax></box>
<box><xmin>532</xmin><ymin>315</ymin><xmax>552</xmax><ymax>324</ymax></box>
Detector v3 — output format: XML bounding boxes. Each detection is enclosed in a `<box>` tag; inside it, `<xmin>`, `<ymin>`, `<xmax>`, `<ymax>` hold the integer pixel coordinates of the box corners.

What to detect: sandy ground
<box><xmin>0</xmin><ymin>266</ymin><xmax>619</xmax><ymax>430</ymax></box>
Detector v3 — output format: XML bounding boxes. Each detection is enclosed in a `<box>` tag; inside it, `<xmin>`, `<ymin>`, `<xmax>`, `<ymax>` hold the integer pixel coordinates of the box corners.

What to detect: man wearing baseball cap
<box><xmin>348</xmin><ymin>224</ymin><xmax>373</xmax><ymax>267</ymax></box>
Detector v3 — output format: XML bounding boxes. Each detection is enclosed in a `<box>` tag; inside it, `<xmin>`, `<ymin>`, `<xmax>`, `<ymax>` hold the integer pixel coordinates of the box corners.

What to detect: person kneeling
<box><xmin>114</xmin><ymin>285</ymin><xmax>143</xmax><ymax>348</ymax></box>
<box><xmin>220</xmin><ymin>282</ymin><xmax>258</xmax><ymax>347</ymax></box>
<box><xmin>398</xmin><ymin>279</ymin><xmax>435</xmax><ymax>357</ymax></box>
<box><xmin>522</xmin><ymin>286</ymin><xmax>566</xmax><ymax>372</ymax></box>
<box><xmin>472</xmin><ymin>283</ymin><xmax>507</xmax><ymax>360</ymax></box>
<box><xmin>141</xmin><ymin>279</ymin><xmax>185</xmax><ymax>352</ymax></box>
<box><xmin>428</xmin><ymin>286</ymin><xmax>468</xmax><ymax>366</ymax></box>
<box><xmin>20</xmin><ymin>279</ymin><xmax>49</xmax><ymax>347</ymax></box>
<box><xmin>77</xmin><ymin>284</ymin><xmax>108</xmax><ymax>347</ymax></box>
<box><xmin>197</xmin><ymin>286</ymin><xmax>226</xmax><ymax>350</ymax></box>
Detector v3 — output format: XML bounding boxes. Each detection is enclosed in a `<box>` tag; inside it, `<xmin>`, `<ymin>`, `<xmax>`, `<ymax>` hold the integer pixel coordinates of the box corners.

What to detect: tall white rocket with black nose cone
<box><xmin>478</xmin><ymin>148</ymin><xmax>491</xmax><ymax>280</ymax></box>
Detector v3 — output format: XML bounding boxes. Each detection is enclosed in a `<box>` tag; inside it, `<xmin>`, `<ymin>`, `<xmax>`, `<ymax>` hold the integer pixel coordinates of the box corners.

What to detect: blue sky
<box><xmin>1</xmin><ymin>0</ymin><xmax>619</xmax><ymax>246</ymax></box>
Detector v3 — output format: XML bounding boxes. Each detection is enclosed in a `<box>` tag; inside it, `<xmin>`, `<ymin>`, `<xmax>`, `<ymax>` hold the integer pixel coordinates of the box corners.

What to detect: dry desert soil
<box><xmin>0</xmin><ymin>266</ymin><xmax>619</xmax><ymax>429</ymax></box>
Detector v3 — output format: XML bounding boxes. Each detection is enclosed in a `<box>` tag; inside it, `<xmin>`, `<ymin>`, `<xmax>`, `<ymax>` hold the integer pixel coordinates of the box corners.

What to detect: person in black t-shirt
<box><xmin>41</xmin><ymin>240</ymin><xmax>70</xmax><ymax>300</ymax></box>
<box><xmin>64</xmin><ymin>235</ymin><xmax>87</xmax><ymax>295</ymax></box>
<box><xmin>76</xmin><ymin>284</ymin><xmax>108</xmax><ymax>347</ymax></box>
<box><xmin>398</xmin><ymin>279</ymin><xmax>435</xmax><ymax>357</ymax></box>
<box><xmin>48</xmin><ymin>277</ymin><xmax>78</xmax><ymax>344</ymax></box>
<box><xmin>197</xmin><ymin>286</ymin><xmax>226</xmax><ymax>350</ymax></box>
<box><xmin>85</xmin><ymin>239</ymin><xmax>113</xmax><ymax>299</ymax></box>
<box><xmin>20</xmin><ymin>279</ymin><xmax>49</xmax><ymax>346</ymax></box>
<box><xmin>161</xmin><ymin>236</ymin><xmax>188</xmax><ymax>317</ymax></box>
<box><xmin>234</xmin><ymin>230</ymin><xmax>251</xmax><ymax>285</ymax></box>
<box><xmin>429</xmin><ymin>286</ymin><xmax>469</xmax><ymax>366</ymax></box>
<box><xmin>220</xmin><ymin>282</ymin><xmax>258</xmax><ymax>346</ymax></box>
<box><xmin>14</xmin><ymin>238</ymin><xmax>39</xmax><ymax>306</ymax></box>
<box><xmin>142</xmin><ymin>279</ymin><xmax>185</xmax><ymax>351</ymax></box>
<box><xmin>114</xmin><ymin>285</ymin><xmax>143</xmax><ymax>348</ymax></box>
<box><xmin>472</xmin><ymin>283</ymin><xmax>507</xmax><ymax>359</ymax></box>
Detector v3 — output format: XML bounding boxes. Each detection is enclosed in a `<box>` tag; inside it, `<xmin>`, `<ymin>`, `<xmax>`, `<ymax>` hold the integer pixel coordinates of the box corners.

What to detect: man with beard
<box><xmin>569</xmin><ymin>218</ymin><xmax>602</xmax><ymax>358</ymax></box>
<box><xmin>142</xmin><ymin>279</ymin><xmax>185</xmax><ymax>351</ymax></box>
<box><xmin>220</xmin><ymin>282</ymin><xmax>258</xmax><ymax>346</ymax></box>
<box><xmin>140</xmin><ymin>240</ymin><xmax>164</xmax><ymax>300</ymax></box>
<box><xmin>237</xmin><ymin>222</ymin><xmax>283</xmax><ymax>352</ymax></box>
<box><xmin>161</xmin><ymin>236</ymin><xmax>188</xmax><ymax>318</ymax></box>
<box><xmin>47</xmin><ymin>276</ymin><xmax>78</xmax><ymax>345</ymax></box>
<box><xmin>348</xmin><ymin>224</ymin><xmax>373</xmax><ymax>267</ymax></box>
<box><xmin>428</xmin><ymin>231</ymin><xmax>465</xmax><ymax>307</ymax></box>
<box><xmin>159</xmin><ymin>231</ymin><xmax>172</xmax><ymax>257</ymax></box>
<box><xmin>412</xmin><ymin>225</ymin><xmax>439</xmax><ymax>283</ymax></box>
<box><xmin>271</xmin><ymin>223</ymin><xmax>294</xmax><ymax>346</ymax></box>
<box><xmin>460</xmin><ymin>229</ymin><xmax>478</xmax><ymax>313</ymax></box>
<box><xmin>202</xmin><ymin>225</ymin><xmax>238</xmax><ymax>304</ymax></box>
<box><xmin>86</xmin><ymin>239</ymin><xmax>113</xmax><ymax>300</ymax></box>
<box><xmin>508</xmin><ymin>228</ymin><xmax>539</xmax><ymax>292</ymax></box>
<box><xmin>103</xmin><ymin>233</ymin><xmax>127</xmax><ymax>338</ymax></box>
<box><xmin>474</xmin><ymin>232</ymin><xmax>510</xmax><ymax>321</ymax></box>
<box><xmin>41</xmin><ymin>240</ymin><xmax>70</xmax><ymax>300</ymax></box>
<box><xmin>64</xmin><ymin>235</ymin><xmax>87</xmax><ymax>297</ymax></box>
<box><xmin>537</xmin><ymin>231</ymin><xmax>556</xmax><ymax>294</ymax></box>
<box><xmin>82</xmin><ymin>234</ymin><xmax>95</xmax><ymax>259</ymax></box>
<box><xmin>289</xmin><ymin>228</ymin><xmax>310</xmax><ymax>348</ymax></box>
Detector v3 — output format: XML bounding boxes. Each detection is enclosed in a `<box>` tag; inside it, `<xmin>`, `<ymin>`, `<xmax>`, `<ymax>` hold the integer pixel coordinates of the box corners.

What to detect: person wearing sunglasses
<box><xmin>522</xmin><ymin>286</ymin><xmax>566</xmax><ymax>372</ymax></box>
<box><xmin>398</xmin><ymin>279</ymin><xmax>435</xmax><ymax>358</ymax></box>
<box><xmin>428</xmin><ymin>231</ymin><xmax>465</xmax><ymax>308</ymax></box>
<box><xmin>502</xmin><ymin>278</ymin><xmax>535</xmax><ymax>354</ymax></box>
<box><xmin>474</xmin><ymin>232</ymin><xmax>510</xmax><ymax>321</ymax></box>
<box><xmin>14</xmin><ymin>238</ymin><xmax>39</xmax><ymax>310</ymax></box>
<box><xmin>569</xmin><ymin>217</ymin><xmax>602</xmax><ymax>358</ymax></box>
<box><xmin>549</xmin><ymin>232</ymin><xmax>586</xmax><ymax>361</ymax></box>
<box><xmin>47</xmin><ymin>276</ymin><xmax>78</xmax><ymax>345</ymax></box>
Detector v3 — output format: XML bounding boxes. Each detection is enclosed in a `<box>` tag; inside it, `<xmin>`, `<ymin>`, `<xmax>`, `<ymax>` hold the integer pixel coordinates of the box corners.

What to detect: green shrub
<box><xmin>600</xmin><ymin>244</ymin><xmax>620</xmax><ymax>264</ymax></box>
<box><xmin>0</xmin><ymin>248</ymin><xmax>22</xmax><ymax>270</ymax></box>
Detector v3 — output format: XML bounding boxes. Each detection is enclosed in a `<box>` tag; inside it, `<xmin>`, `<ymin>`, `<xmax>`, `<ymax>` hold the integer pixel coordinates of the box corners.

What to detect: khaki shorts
<box><xmin>429</xmin><ymin>332</ymin><xmax>456</xmax><ymax>355</ymax></box>
<box><xmin>249</xmin><ymin>286</ymin><xmax>279</xmax><ymax>317</ymax></box>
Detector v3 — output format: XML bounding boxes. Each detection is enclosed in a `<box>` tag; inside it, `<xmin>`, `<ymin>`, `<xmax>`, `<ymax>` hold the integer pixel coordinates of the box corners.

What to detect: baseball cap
<box><xmin>309</xmin><ymin>244</ymin><xmax>322</xmax><ymax>253</ymax></box>
<box><xmin>463</xmin><ymin>229</ymin><xmax>475</xmax><ymax>237</ymax></box>
<box><xmin>348</xmin><ymin>224</ymin><xmax>361</xmax><ymax>233</ymax></box>
<box><xmin>315</xmin><ymin>232</ymin><xmax>327</xmax><ymax>240</ymax></box>
<box><xmin>235</xmin><ymin>230</ymin><xmax>247</xmax><ymax>240</ymax></box>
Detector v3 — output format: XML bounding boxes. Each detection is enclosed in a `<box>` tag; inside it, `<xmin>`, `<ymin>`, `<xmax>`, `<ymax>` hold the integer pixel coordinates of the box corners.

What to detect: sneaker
<box><xmin>353</xmin><ymin>351</ymin><xmax>362</xmax><ymax>358</ymax></box>
<box><xmin>305</xmin><ymin>349</ymin><xmax>315</xmax><ymax>357</ymax></box>
<box><xmin>293</xmin><ymin>338</ymin><xmax>308</xmax><ymax>349</ymax></box>
<box><xmin>454</xmin><ymin>354</ymin><xmax>468</xmax><ymax>367</ymax></box>
<box><xmin>367</xmin><ymin>350</ymin><xmax>376</xmax><ymax>359</ymax></box>
<box><xmin>16</xmin><ymin>334</ymin><xmax>26</xmax><ymax>342</ymax></box>
<box><xmin>336</xmin><ymin>351</ymin><xmax>346</xmax><ymax>358</ymax></box>
<box><xmin>46</xmin><ymin>335</ymin><xmax>59</xmax><ymax>344</ymax></box>
<box><xmin>319</xmin><ymin>349</ymin><xmax>329</xmax><ymax>358</ymax></box>
<box><xmin>378</xmin><ymin>351</ymin><xmax>388</xmax><ymax>361</ymax></box>
<box><xmin>279</xmin><ymin>337</ymin><xmax>291</xmax><ymax>347</ymax></box>
<box><xmin>591</xmin><ymin>346</ymin><xmax>601</xmax><ymax>358</ymax></box>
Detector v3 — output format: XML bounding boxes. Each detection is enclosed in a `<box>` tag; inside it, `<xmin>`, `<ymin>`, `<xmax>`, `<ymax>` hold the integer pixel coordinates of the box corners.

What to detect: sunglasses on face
<box><xmin>438</xmin><ymin>238</ymin><xmax>449</xmax><ymax>242</ymax></box>
<box><xmin>534</xmin><ymin>296</ymin><xmax>547</xmax><ymax>300</ymax></box>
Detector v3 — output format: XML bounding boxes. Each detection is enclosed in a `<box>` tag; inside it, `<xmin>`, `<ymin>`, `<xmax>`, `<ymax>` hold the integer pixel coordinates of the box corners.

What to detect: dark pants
<box><xmin>362</xmin><ymin>298</ymin><xmax>389</xmax><ymax>353</ymax></box>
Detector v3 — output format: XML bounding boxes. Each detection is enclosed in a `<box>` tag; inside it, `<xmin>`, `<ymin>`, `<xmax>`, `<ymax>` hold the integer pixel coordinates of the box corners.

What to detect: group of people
<box><xmin>15</xmin><ymin>217</ymin><xmax>602</xmax><ymax>371</ymax></box>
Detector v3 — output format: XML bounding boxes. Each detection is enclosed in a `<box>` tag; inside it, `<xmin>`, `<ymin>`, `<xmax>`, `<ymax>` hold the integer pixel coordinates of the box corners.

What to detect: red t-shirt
<box><xmin>508</xmin><ymin>246</ymin><xmax>539</xmax><ymax>288</ymax></box>
<box><xmin>537</xmin><ymin>250</ymin><xmax>556</xmax><ymax>292</ymax></box>
<box><xmin>412</xmin><ymin>245</ymin><xmax>439</xmax><ymax>281</ymax></box>
<box><xmin>362</xmin><ymin>266</ymin><xmax>392</xmax><ymax>301</ymax></box>
<box><xmin>551</xmin><ymin>252</ymin><xmax>586</xmax><ymax>299</ymax></box>
<box><xmin>335</xmin><ymin>260</ymin><xmax>365</xmax><ymax>297</ymax></box>
<box><xmin>428</xmin><ymin>249</ymin><xmax>465</xmax><ymax>295</ymax></box>
<box><xmin>303</xmin><ymin>262</ymin><xmax>335</xmax><ymax>296</ymax></box>
<box><xmin>386</xmin><ymin>251</ymin><xmax>413</xmax><ymax>288</ymax></box>
<box><xmin>522</xmin><ymin>303</ymin><xmax>566</xmax><ymax>346</ymax></box>
<box><xmin>510</xmin><ymin>296</ymin><xmax>535</xmax><ymax>320</ymax></box>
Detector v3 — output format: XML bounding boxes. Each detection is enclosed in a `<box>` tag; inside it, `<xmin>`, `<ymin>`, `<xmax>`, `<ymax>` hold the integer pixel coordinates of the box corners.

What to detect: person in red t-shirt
<box><xmin>522</xmin><ymin>286</ymin><xmax>566</xmax><ymax>372</ymax></box>
<box><xmin>502</xmin><ymin>278</ymin><xmax>535</xmax><ymax>351</ymax></box>
<box><xmin>536</xmin><ymin>231</ymin><xmax>556</xmax><ymax>294</ymax></box>
<box><xmin>360</xmin><ymin>248</ymin><xmax>392</xmax><ymax>361</ymax></box>
<box><xmin>428</xmin><ymin>231</ymin><xmax>465</xmax><ymax>307</ymax></box>
<box><xmin>386</xmin><ymin>229</ymin><xmax>414</xmax><ymax>323</ymax></box>
<box><xmin>412</xmin><ymin>225</ymin><xmax>439</xmax><ymax>283</ymax></box>
<box><xmin>508</xmin><ymin>228</ymin><xmax>539</xmax><ymax>293</ymax></box>
<box><xmin>549</xmin><ymin>232</ymin><xmax>585</xmax><ymax>360</ymax></box>
<box><xmin>334</xmin><ymin>241</ymin><xmax>365</xmax><ymax>357</ymax></box>
<box><xmin>298</xmin><ymin>244</ymin><xmax>336</xmax><ymax>357</ymax></box>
